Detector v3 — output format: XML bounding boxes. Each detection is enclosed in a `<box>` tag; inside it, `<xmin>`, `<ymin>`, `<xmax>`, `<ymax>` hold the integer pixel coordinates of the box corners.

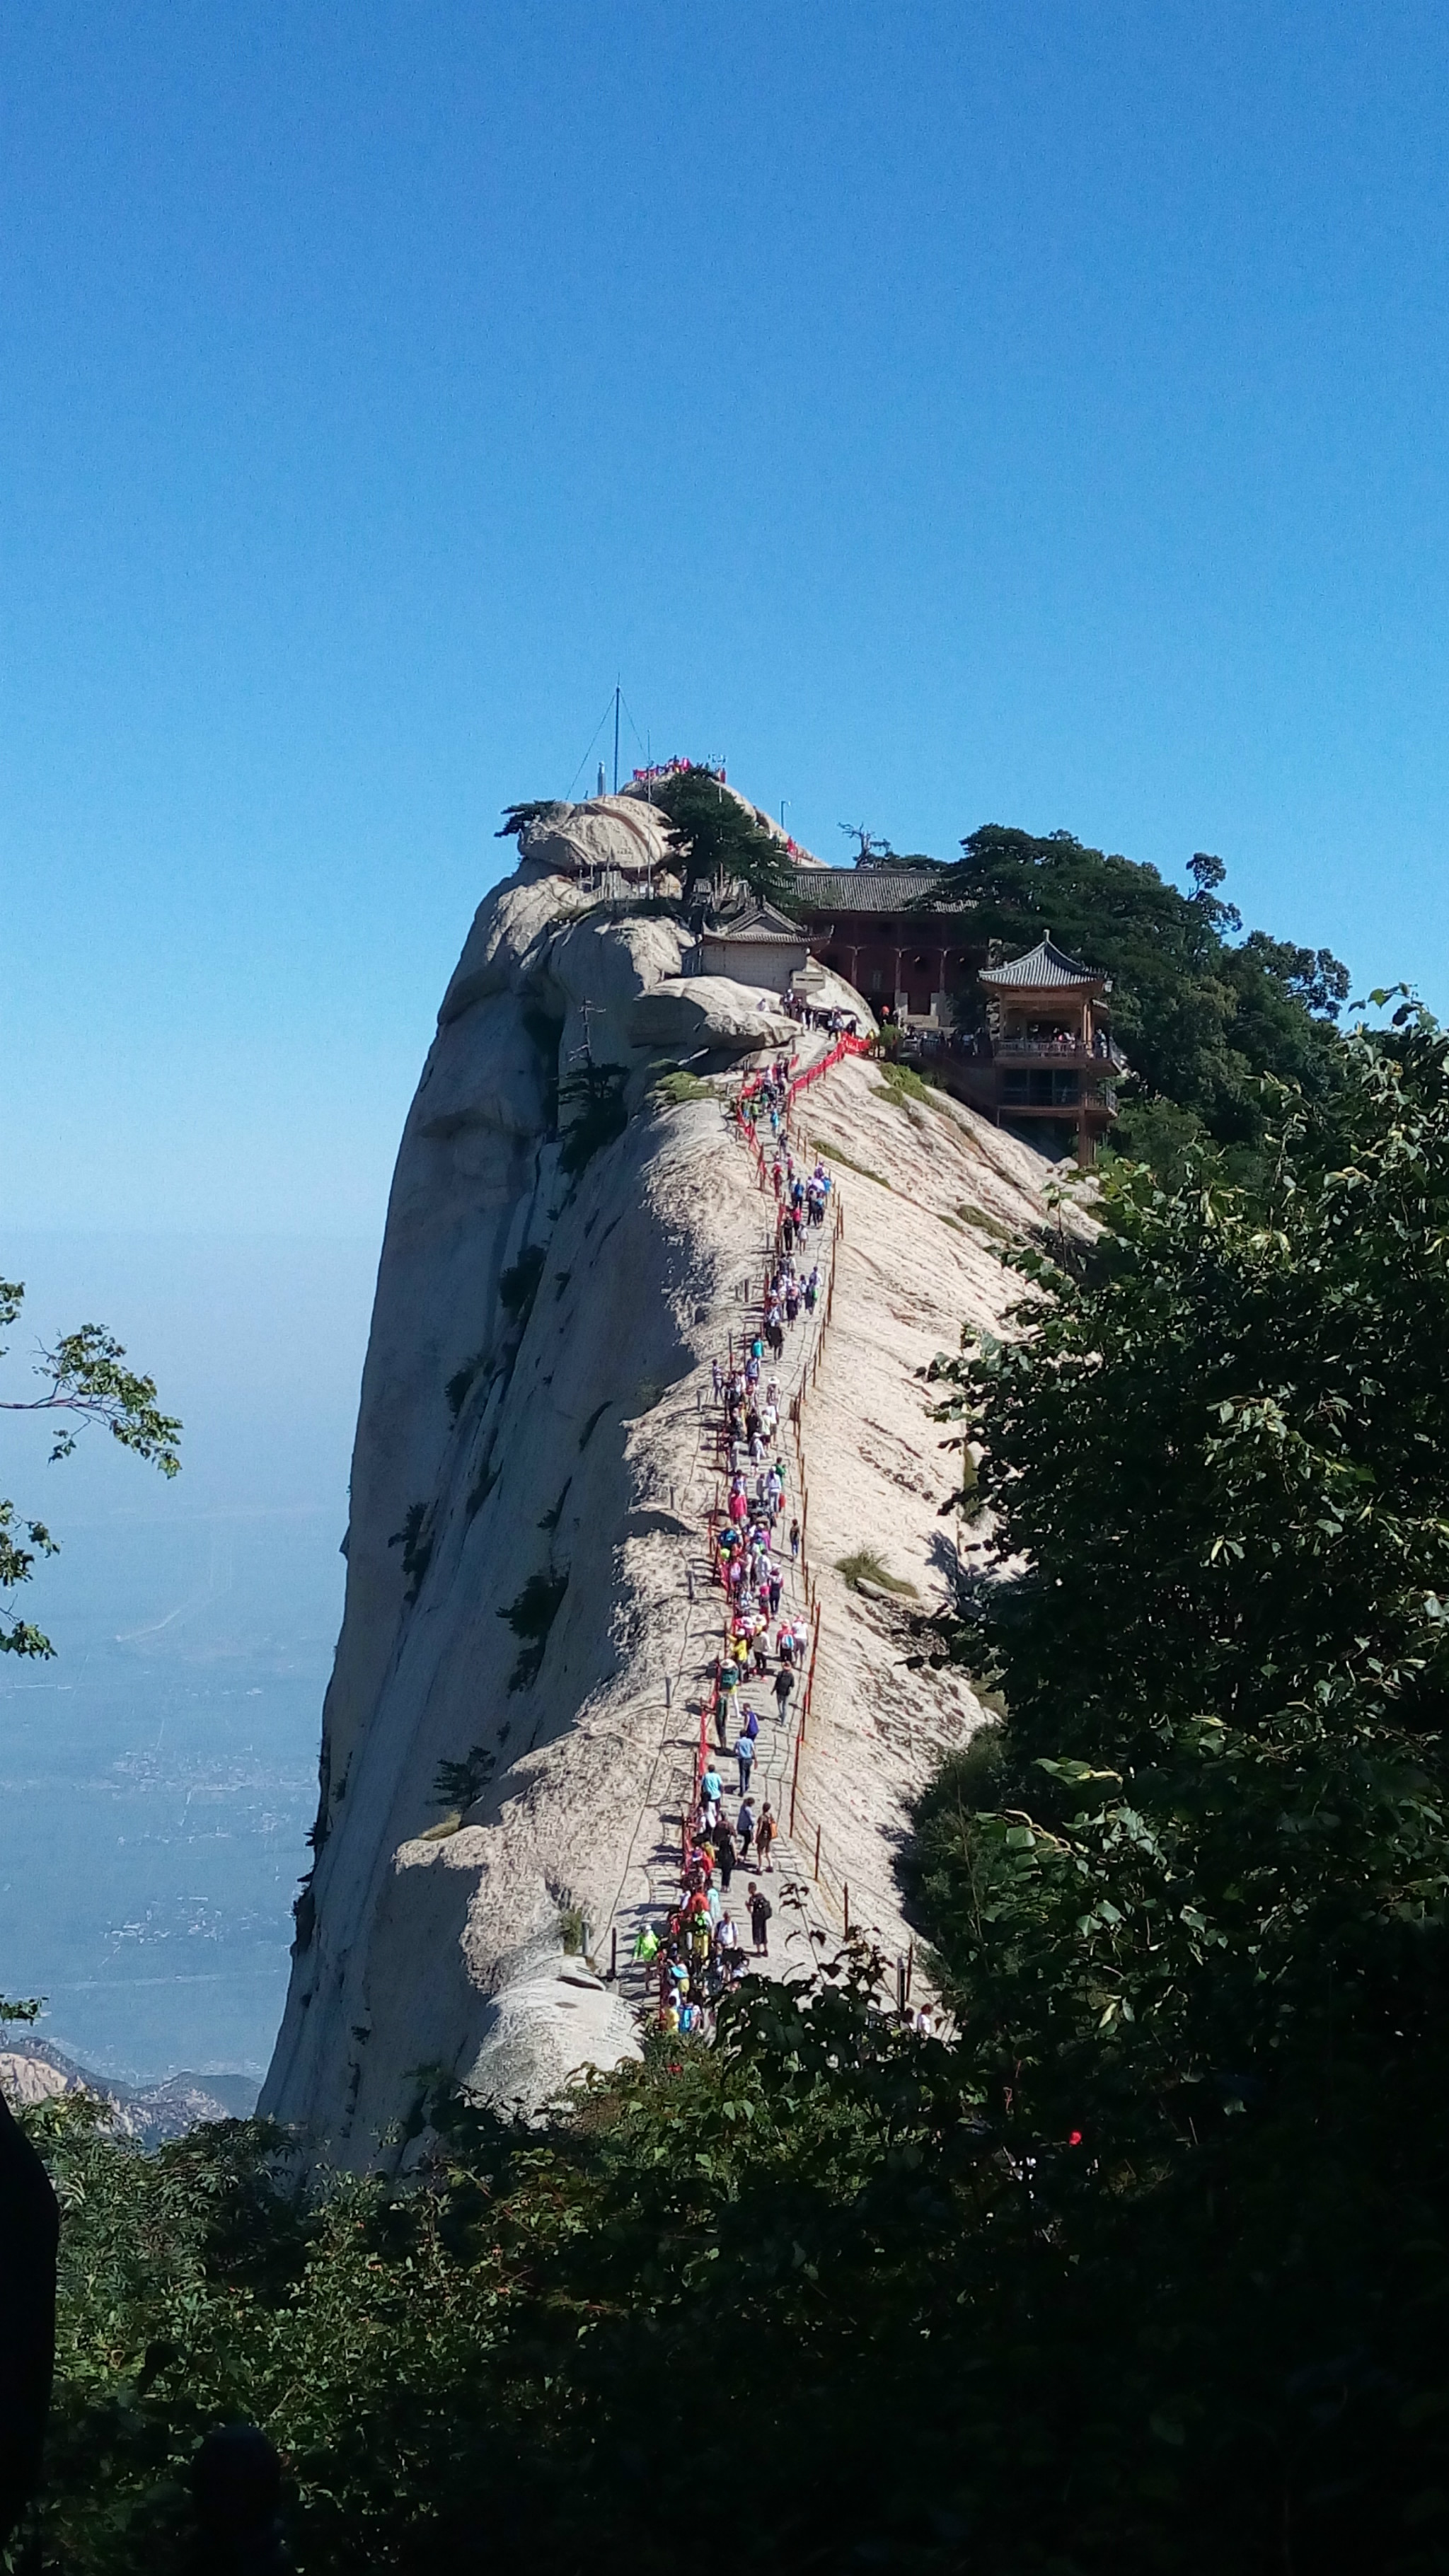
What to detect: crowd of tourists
<box><xmin>631</xmin><ymin>1070</ymin><xmax>836</xmax><ymax>2035</ymax></box>
<box><xmin>780</xmin><ymin>991</ymin><xmax>862</xmax><ymax>1035</ymax></box>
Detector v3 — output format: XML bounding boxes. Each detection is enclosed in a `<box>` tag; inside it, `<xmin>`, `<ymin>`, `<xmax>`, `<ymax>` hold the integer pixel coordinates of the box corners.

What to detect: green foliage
<box><xmin>1</xmin><ymin>1276</ymin><xmax>181</xmax><ymax>1655</ymax></box>
<box><xmin>907</xmin><ymin>1010</ymin><xmax>1449</xmax><ymax>2552</ymax></box>
<box><xmin>874</xmin><ymin>1059</ymin><xmax>942</xmax><ymax>1114</ymax></box>
<box><xmin>558</xmin><ymin>1904</ymin><xmax>587</xmax><ymax>1955</ymax></box>
<box><xmin>928</xmin><ymin>1012</ymin><xmax>1449</xmax><ymax>1763</ymax></box>
<box><xmin>557</xmin><ymin>1062</ymin><xmax>628</xmax><ymax>1174</ymax></box>
<box><xmin>0</xmin><ymin>1496</ymin><xmax>59</xmax><ymax>1656</ymax></box>
<box><xmin>809</xmin><ymin>1134</ymin><xmax>890</xmax><ymax>1187</ymax></box>
<box><xmin>498</xmin><ymin>1244</ymin><xmax>547</xmax><ymax>1319</ymax></box>
<box><xmin>21</xmin><ymin>1884</ymin><xmax>1449</xmax><ymax>2576</ymax></box>
<box><xmin>952</xmin><ymin>1199</ymin><xmax>1011</xmax><ymax>1244</ymax></box>
<box><xmin>444</xmin><ymin>1348</ymin><xmax>492</xmax><ymax>1421</ymax></box>
<box><xmin>432</xmin><ymin>1745</ymin><xmax>496</xmax><ymax>1811</ymax></box>
<box><xmin>1097</xmin><ymin>1090</ymin><xmax>1207</xmax><ymax>1189</ymax></box>
<box><xmin>652</xmin><ymin>1068</ymin><xmax>712</xmax><ymax>1105</ymax></box>
<box><xmin>386</xmin><ymin>1501</ymin><xmax>433</xmax><ymax>1601</ymax></box>
<box><xmin>0</xmin><ymin>1283</ymin><xmax>183</xmax><ymax>1474</ymax></box>
<box><xmin>496</xmin><ymin>798</ymin><xmax>566</xmax><ymax>840</ymax></box>
<box><xmin>649</xmin><ymin>765</ymin><xmax>799</xmax><ymax>911</ymax></box>
<box><xmin>933</xmin><ymin>826</ymin><xmax>1351</xmax><ymax>1154</ymax></box>
<box><xmin>835</xmin><ymin>1548</ymin><xmax>918</xmax><ymax>1598</ymax></box>
<box><xmin>498</xmin><ymin>1570</ymin><xmax>568</xmax><ymax>1691</ymax></box>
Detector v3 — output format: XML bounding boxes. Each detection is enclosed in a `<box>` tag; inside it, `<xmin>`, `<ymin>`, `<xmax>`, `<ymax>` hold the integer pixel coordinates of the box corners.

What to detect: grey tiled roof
<box><xmin>704</xmin><ymin>922</ymin><xmax>807</xmax><ymax>945</ymax></box>
<box><xmin>978</xmin><ymin>937</ymin><xmax>1101</xmax><ymax>989</ymax></box>
<box><xmin>790</xmin><ymin>865</ymin><xmax>957</xmax><ymax>913</ymax></box>
<box><xmin>702</xmin><ymin>901</ymin><xmax>809</xmax><ymax>945</ymax></box>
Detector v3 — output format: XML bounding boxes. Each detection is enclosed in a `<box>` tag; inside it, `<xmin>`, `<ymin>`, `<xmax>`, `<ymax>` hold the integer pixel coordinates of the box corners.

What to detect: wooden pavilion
<box><xmin>947</xmin><ymin>935</ymin><xmax>1124</xmax><ymax>1164</ymax></box>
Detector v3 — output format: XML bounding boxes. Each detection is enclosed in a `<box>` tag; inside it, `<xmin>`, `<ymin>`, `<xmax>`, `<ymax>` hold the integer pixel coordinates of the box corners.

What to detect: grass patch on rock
<box><xmin>874</xmin><ymin>1061</ymin><xmax>943</xmax><ymax>1114</ymax></box>
<box><xmin>812</xmin><ymin>1136</ymin><xmax>891</xmax><ymax>1189</ymax></box>
<box><xmin>954</xmin><ymin>1201</ymin><xmax>1012</xmax><ymax>1245</ymax></box>
<box><xmin>836</xmin><ymin>1548</ymin><xmax>920</xmax><ymax>1598</ymax></box>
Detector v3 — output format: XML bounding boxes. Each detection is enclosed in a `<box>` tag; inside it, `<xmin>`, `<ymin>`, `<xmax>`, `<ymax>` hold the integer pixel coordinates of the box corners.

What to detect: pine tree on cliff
<box><xmin>648</xmin><ymin>766</ymin><xmax>799</xmax><ymax>915</ymax></box>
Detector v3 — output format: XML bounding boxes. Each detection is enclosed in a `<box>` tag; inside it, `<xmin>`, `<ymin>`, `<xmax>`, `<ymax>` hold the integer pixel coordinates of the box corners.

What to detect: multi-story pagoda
<box><xmin>946</xmin><ymin>935</ymin><xmax>1124</xmax><ymax>1164</ymax></box>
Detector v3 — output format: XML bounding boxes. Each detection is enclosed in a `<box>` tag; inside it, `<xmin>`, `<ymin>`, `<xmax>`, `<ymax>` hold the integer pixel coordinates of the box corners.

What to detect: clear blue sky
<box><xmin>6</xmin><ymin>0</ymin><xmax>1449</xmax><ymax>1236</ymax></box>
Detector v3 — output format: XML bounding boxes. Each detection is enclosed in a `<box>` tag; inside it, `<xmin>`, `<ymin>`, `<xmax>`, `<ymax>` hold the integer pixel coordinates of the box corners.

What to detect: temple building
<box><xmin>702</xmin><ymin>856</ymin><xmax>1125</xmax><ymax>1166</ymax></box>
<box><xmin>698</xmin><ymin>899</ymin><xmax>812</xmax><ymax>991</ymax></box>
<box><xmin>786</xmin><ymin>862</ymin><xmax>979</xmax><ymax>1022</ymax></box>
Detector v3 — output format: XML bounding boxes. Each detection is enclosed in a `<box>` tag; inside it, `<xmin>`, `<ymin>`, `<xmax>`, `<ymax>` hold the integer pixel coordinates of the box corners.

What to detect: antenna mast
<box><xmin>613</xmin><ymin>682</ymin><xmax>620</xmax><ymax>795</ymax></box>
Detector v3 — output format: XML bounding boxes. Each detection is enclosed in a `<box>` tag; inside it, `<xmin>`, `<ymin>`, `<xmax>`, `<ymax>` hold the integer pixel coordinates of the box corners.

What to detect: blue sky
<box><xmin>6</xmin><ymin>0</ymin><xmax>1449</xmax><ymax>1237</ymax></box>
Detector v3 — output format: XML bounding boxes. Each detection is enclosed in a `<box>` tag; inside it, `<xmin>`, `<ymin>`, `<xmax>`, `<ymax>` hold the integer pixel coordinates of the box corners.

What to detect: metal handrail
<box><xmin>993</xmin><ymin>1036</ymin><xmax>1125</xmax><ymax>1065</ymax></box>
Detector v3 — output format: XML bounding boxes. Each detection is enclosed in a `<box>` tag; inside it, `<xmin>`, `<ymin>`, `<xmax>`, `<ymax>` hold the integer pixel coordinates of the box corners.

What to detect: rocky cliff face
<box><xmin>261</xmin><ymin>804</ymin><xmax>1067</xmax><ymax>2161</ymax></box>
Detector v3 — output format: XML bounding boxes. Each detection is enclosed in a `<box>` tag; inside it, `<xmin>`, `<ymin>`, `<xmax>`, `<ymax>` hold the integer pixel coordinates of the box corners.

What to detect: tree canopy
<box><xmin>646</xmin><ymin>765</ymin><xmax>800</xmax><ymax>912</ymax></box>
<box><xmin>911</xmin><ymin>1006</ymin><xmax>1449</xmax><ymax>2553</ymax></box>
<box><xmin>0</xmin><ymin>1279</ymin><xmax>181</xmax><ymax>1657</ymax></box>
<box><xmin>933</xmin><ymin>824</ymin><xmax>1350</xmax><ymax>1155</ymax></box>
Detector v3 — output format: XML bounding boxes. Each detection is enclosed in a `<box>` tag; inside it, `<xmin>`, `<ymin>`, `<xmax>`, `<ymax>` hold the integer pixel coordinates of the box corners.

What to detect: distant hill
<box><xmin>0</xmin><ymin>2038</ymin><xmax>258</xmax><ymax>2142</ymax></box>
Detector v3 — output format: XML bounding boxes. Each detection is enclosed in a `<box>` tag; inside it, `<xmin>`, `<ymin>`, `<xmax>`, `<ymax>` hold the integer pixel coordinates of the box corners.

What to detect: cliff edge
<box><xmin>260</xmin><ymin>798</ymin><xmax>1068</xmax><ymax>2161</ymax></box>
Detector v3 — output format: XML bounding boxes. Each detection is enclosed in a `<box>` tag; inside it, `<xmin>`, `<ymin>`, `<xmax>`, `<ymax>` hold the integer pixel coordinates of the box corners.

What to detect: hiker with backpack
<box><xmin>746</xmin><ymin>1883</ymin><xmax>773</xmax><ymax>1956</ymax></box>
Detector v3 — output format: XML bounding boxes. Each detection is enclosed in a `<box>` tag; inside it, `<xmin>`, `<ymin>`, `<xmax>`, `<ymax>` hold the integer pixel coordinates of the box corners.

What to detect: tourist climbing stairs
<box><xmin>599</xmin><ymin>1027</ymin><xmax>873</xmax><ymax>2017</ymax></box>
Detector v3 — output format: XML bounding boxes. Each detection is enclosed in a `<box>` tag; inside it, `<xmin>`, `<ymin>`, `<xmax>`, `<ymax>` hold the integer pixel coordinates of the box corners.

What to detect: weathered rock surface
<box><xmin>628</xmin><ymin>975</ymin><xmax>795</xmax><ymax>1052</ymax></box>
<box><xmin>261</xmin><ymin>807</ymin><xmax>1075</xmax><ymax>2163</ymax></box>
<box><xmin>516</xmin><ymin>793</ymin><xmax>674</xmax><ymax>883</ymax></box>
